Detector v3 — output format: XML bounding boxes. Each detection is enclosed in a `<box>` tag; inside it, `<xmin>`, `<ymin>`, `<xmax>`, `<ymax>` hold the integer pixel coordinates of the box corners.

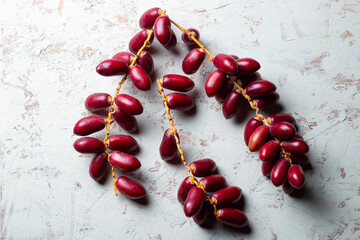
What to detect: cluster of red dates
<box><xmin>72</xmin><ymin>6</ymin><xmax>311</xmax><ymax>230</ymax></box>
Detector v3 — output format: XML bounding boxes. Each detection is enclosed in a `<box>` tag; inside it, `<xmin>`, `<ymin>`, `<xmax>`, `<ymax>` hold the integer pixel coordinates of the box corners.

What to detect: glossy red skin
<box><xmin>193</xmin><ymin>204</ymin><xmax>209</xmax><ymax>225</ymax></box>
<box><xmin>215</xmin><ymin>79</ymin><xmax>233</xmax><ymax>103</ymax></box>
<box><xmin>259</xmin><ymin>140</ymin><xmax>281</xmax><ymax>161</ymax></box>
<box><xmin>113</xmin><ymin>108</ymin><xmax>138</xmax><ymax>133</ymax></box>
<box><xmin>139</xmin><ymin>7</ymin><xmax>160</xmax><ymax>29</ymax></box>
<box><xmin>282</xmin><ymin>139</ymin><xmax>309</xmax><ymax>153</ymax></box>
<box><xmin>181</xmin><ymin>28</ymin><xmax>200</xmax><ymax>45</ymax></box>
<box><xmin>89</xmin><ymin>154</ymin><xmax>108</xmax><ymax>182</ymax></box>
<box><xmin>96</xmin><ymin>59</ymin><xmax>128</xmax><ymax>76</ymax></box>
<box><xmin>271</xmin><ymin>158</ymin><xmax>291</xmax><ymax>187</ymax></box>
<box><xmin>236</xmin><ymin>58</ymin><xmax>261</xmax><ymax>73</ymax></box>
<box><xmin>270</xmin><ymin>121</ymin><xmax>296</xmax><ymax>139</ymax></box>
<box><xmin>162</xmin><ymin>74</ymin><xmax>194</xmax><ymax>92</ymax></box>
<box><xmin>184</xmin><ymin>187</ymin><xmax>205</xmax><ymax>217</ymax></box>
<box><xmin>217</xmin><ymin>208</ymin><xmax>248</xmax><ymax>228</ymax></box>
<box><xmin>129</xmin><ymin>65</ymin><xmax>151</xmax><ymax>91</ymax></box>
<box><xmin>114</xmin><ymin>94</ymin><xmax>143</xmax><ymax>115</ymax></box>
<box><xmin>230</xmin><ymin>55</ymin><xmax>239</xmax><ymax>59</ymax></box>
<box><xmin>282</xmin><ymin>180</ymin><xmax>295</xmax><ymax>195</ymax></box>
<box><xmin>108</xmin><ymin>135</ymin><xmax>139</xmax><ymax>153</ymax></box>
<box><xmin>289</xmin><ymin>153</ymin><xmax>309</xmax><ymax>166</ymax></box>
<box><xmin>109</xmin><ymin>151</ymin><xmax>141</xmax><ymax>172</ymax></box>
<box><xmin>85</xmin><ymin>93</ymin><xmax>111</xmax><ymax>112</ymax></box>
<box><xmin>237</xmin><ymin>72</ymin><xmax>261</xmax><ymax>88</ymax></box>
<box><xmin>116</xmin><ymin>176</ymin><xmax>146</xmax><ymax>199</ymax></box>
<box><xmin>159</xmin><ymin>129</ymin><xmax>178</xmax><ymax>161</ymax></box>
<box><xmin>182</xmin><ymin>48</ymin><xmax>205</xmax><ymax>74</ymax></box>
<box><xmin>74</xmin><ymin>116</ymin><xmax>105</xmax><ymax>136</ymax></box>
<box><xmin>205</xmin><ymin>69</ymin><xmax>227</xmax><ymax>97</ymax></box>
<box><xmin>261</xmin><ymin>158</ymin><xmax>276</xmax><ymax>177</ymax></box>
<box><xmin>138</xmin><ymin>51</ymin><xmax>154</xmax><ymax>75</ymax></box>
<box><xmin>288</xmin><ymin>164</ymin><xmax>305</xmax><ymax>189</ymax></box>
<box><xmin>200</xmin><ymin>175</ymin><xmax>227</xmax><ymax>192</ymax></box>
<box><xmin>253</xmin><ymin>92</ymin><xmax>279</xmax><ymax>109</ymax></box>
<box><xmin>164</xmin><ymin>30</ymin><xmax>177</xmax><ymax>50</ymax></box>
<box><xmin>267</xmin><ymin>113</ymin><xmax>295</xmax><ymax>124</ymax></box>
<box><xmin>244</xmin><ymin>117</ymin><xmax>263</xmax><ymax>146</ymax></box>
<box><xmin>211</xmin><ymin>186</ymin><xmax>242</xmax><ymax>207</ymax></box>
<box><xmin>129</xmin><ymin>29</ymin><xmax>153</xmax><ymax>54</ymax></box>
<box><xmin>293</xmin><ymin>133</ymin><xmax>303</xmax><ymax>140</ymax></box>
<box><xmin>166</xmin><ymin>93</ymin><xmax>194</xmax><ymax>111</ymax></box>
<box><xmin>248</xmin><ymin>125</ymin><xmax>270</xmax><ymax>152</ymax></box>
<box><xmin>112</xmin><ymin>51</ymin><xmax>134</xmax><ymax>65</ymax></box>
<box><xmin>245</xmin><ymin>80</ymin><xmax>277</xmax><ymax>97</ymax></box>
<box><xmin>177</xmin><ymin>176</ymin><xmax>195</xmax><ymax>204</ymax></box>
<box><xmin>73</xmin><ymin>137</ymin><xmax>105</xmax><ymax>154</ymax></box>
<box><xmin>222</xmin><ymin>90</ymin><xmax>241</xmax><ymax>119</ymax></box>
<box><xmin>189</xmin><ymin>158</ymin><xmax>217</xmax><ymax>177</ymax></box>
<box><xmin>213</xmin><ymin>54</ymin><xmax>238</xmax><ymax>74</ymax></box>
<box><xmin>154</xmin><ymin>16</ymin><xmax>172</xmax><ymax>45</ymax></box>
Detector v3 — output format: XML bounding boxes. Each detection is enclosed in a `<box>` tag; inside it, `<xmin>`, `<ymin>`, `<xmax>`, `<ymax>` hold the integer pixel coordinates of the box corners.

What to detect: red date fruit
<box><xmin>182</xmin><ymin>48</ymin><xmax>205</xmax><ymax>74</ymax></box>
<box><xmin>184</xmin><ymin>187</ymin><xmax>205</xmax><ymax>217</ymax></box>
<box><xmin>89</xmin><ymin>153</ymin><xmax>108</xmax><ymax>182</ymax></box>
<box><xmin>112</xmin><ymin>51</ymin><xmax>134</xmax><ymax>65</ymax></box>
<box><xmin>237</xmin><ymin>72</ymin><xmax>262</xmax><ymax>88</ymax></box>
<box><xmin>230</xmin><ymin>55</ymin><xmax>239</xmax><ymax>59</ymax></box>
<box><xmin>270</xmin><ymin>121</ymin><xmax>296</xmax><ymax>139</ymax></box>
<box><xmin>213</xmin><ymin>54</ymin><xmax>238</xmax><ymax>74</ymax></box>
<box><xmin>259</xmin><ymin>140</ymin><xmax>281</xmax><ymax>161</ymax></box>
<box><xmin>216</xmin><ymin>208</ymin><xmax>248</xmax><ymax>229</ymax></box>
<box><xmin>164</xmin><ymin>30</ymin><xmax>177</xmax><ymax>50</ymax></box>
<box><xmin>138</xmin><ymin>51</ymin><xmax>154</xmax><ymax>75</ymax></box>
<box><xmin>289</xmin><ymin>153</ymin><xmax>309</xmax><ymax>166</ymax></box>
<box><xmin>193</xmin><ymin>204</ymin><xmax>209</xmax><ymax>225</ymax></box>
<box><xmin>129</xmin><ymin>29</ymin><xmax>154</xmax><ymax>54</ymax></box>
<box><xmin>282</xmin><ymin>140</ymin><xmax>309</xmax><ymax>154</ymax></box>
<box><xmin>288</xmin><ymin>164</ymin><xmax>305</xmax><ymax>189</ymax></box>
<box><xmin>113</xmin><ymin>108</ymin><xmax>138</xmax><ymax>133</ymax></box>
<box><xmin>199</xmin><ymin>175</ymin><xmax>227</xmax><ymax>192</ymax></box>
<box><xmin>282</xmin><ymin>180</ymin><xmax>295</xmax><ymax>195</ymax></box>
<box><xmin>261</xmin><ymin>158</ymin><xmax>276</xmax><ymax>177</ymax></box>
<box><xmin>139</xmin><ymin>7</ymin><xmax>160</xmax><ymax>29</ymax></box>
<box><xmin>96</xmin><ymin>59</ymin><xmax>128</xmax><ymax>76</ymax></box>
<box><xmin>253</xmin><ymin>92</ymin><xmax>279</xmax><ymax>109</ymax></box>
<box><xmin>73</xmin><ymin>137</ymin><xmax>106</xmax><ymax>154</ymax></box>
<box><xmin>211</xmin><ymin>186</ymin><xmax>242</xmax><ymax>207</ymax></box>
<box><xmin>162</xmin><ymin>74</ymin><xmax>194</xmax><ymax>92</ymax></box>
<box><xmin>177</xmin><ymin>176</ymin><xmax>195</xmax><ymax>204</ymax></box>
<box><xmin>244</xmin><ymin>117</ymin><xmax>263</xmax><ymax>146</ymax></box>
<box><xmin>236</xmin><ymin>58</ymin><xmax>261</xmax><ymax>73</ymax></box>
<box><xmin>271</xmin><ymin>158</ymin><xmax>290</xmax><ymax>186</ymax></box>
<box><xmin>222</xmin><ymin>90</ymin><xmax>241</xmax><ymax>119</ymax></box>
<box><xmin>293</xmin><ymin>133</ymin><xmax>303</xmax><ymax>140</ymax></box>
<box><xmin>154</xmin><ymin>16</ymin><xmax>172</xmax><ymax>45</ymax></box>
<box><xmin>109</xmin><ymin>151</ymin><xmax>141</xmax><ymax>172</ymax></box>
<box><xmin>114</xmin><ymin>94</ymin><xmax>143</xmax><ymax>115</ymax></box>
<box><xmin>189</xmin><ymin>158</ymin><xmax>217</xmax><ymax>177</ymax></box>
<box><xmin>74</xmin><ymin>116</ymin><xmax>105</xmax><ymax>136</ymax></box>
<box><xmin>159</xmin><ymin>129</ymin><xmax>178</xmax><ymax>161</ymax></box>
<box><xmin>267</xmin><ymin>113</ymin><xmax>295</xmax><ymax>124</ymax></box>
<box><xmin>245</xmin><ymin>80</ymin><xmax>276</xmax><ymax>97</ymax></box>
<box><xmin>248</xmin><ymin>125</ymin><xmax>269</xmax><ymax>152</ymax></box>
<box><xmin>129</xmin><ymin>65</ymin><xmax>151</xmax><ymax>91</ymax></box>
<box><xmin>85</xmin><ymin>93</ymin><xmax>111</xmax><ymax>112</ymax></box>
<box><xmin>166</xmin><ymin>93</ymin><xmax>194</xmax><ymax>111</ymax></box>
<box><xmin>181</xmin><ymin>28</ymin><xmax>200</xmax><ymax>45</ymax></box>
<box><xmin>205</xmin><ymin>69</ymin><xmax>227</xmax><ymax>97</ymax></box>
<box><xmin>108</xmin><ymin>135</ymin><xmax>139</xmax><ymax>153</ymax></box>
<box><xmin>215</xmin><ymin>79</ymin><xmax>234</xmax><ymax>103</ymax></box>
<box><xmin>116</xmin><ymin>176</ymin><xmax>146</xmax><ymax>199</ymax></box>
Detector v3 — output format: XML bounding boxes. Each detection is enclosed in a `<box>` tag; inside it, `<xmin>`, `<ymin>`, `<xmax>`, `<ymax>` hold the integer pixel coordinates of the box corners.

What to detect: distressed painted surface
<box><xmin>1</xmin><ymin>0</ymin><xmax>359</xmax><ymax>239</ymax></box>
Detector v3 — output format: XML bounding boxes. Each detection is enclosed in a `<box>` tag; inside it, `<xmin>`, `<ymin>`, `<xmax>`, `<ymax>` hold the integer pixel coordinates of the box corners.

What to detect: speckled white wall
<box><xmin>1</xmin><ymin>0</ymin><xmax>359</xmax><ymax>239</ymax></box>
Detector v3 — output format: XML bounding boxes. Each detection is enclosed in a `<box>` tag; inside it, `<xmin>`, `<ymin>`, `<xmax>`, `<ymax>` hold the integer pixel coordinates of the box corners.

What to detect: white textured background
<box><xmin>1</xmin><ymin>0</ymin><xmax>360</xmax><ymax>239</ymax></box>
